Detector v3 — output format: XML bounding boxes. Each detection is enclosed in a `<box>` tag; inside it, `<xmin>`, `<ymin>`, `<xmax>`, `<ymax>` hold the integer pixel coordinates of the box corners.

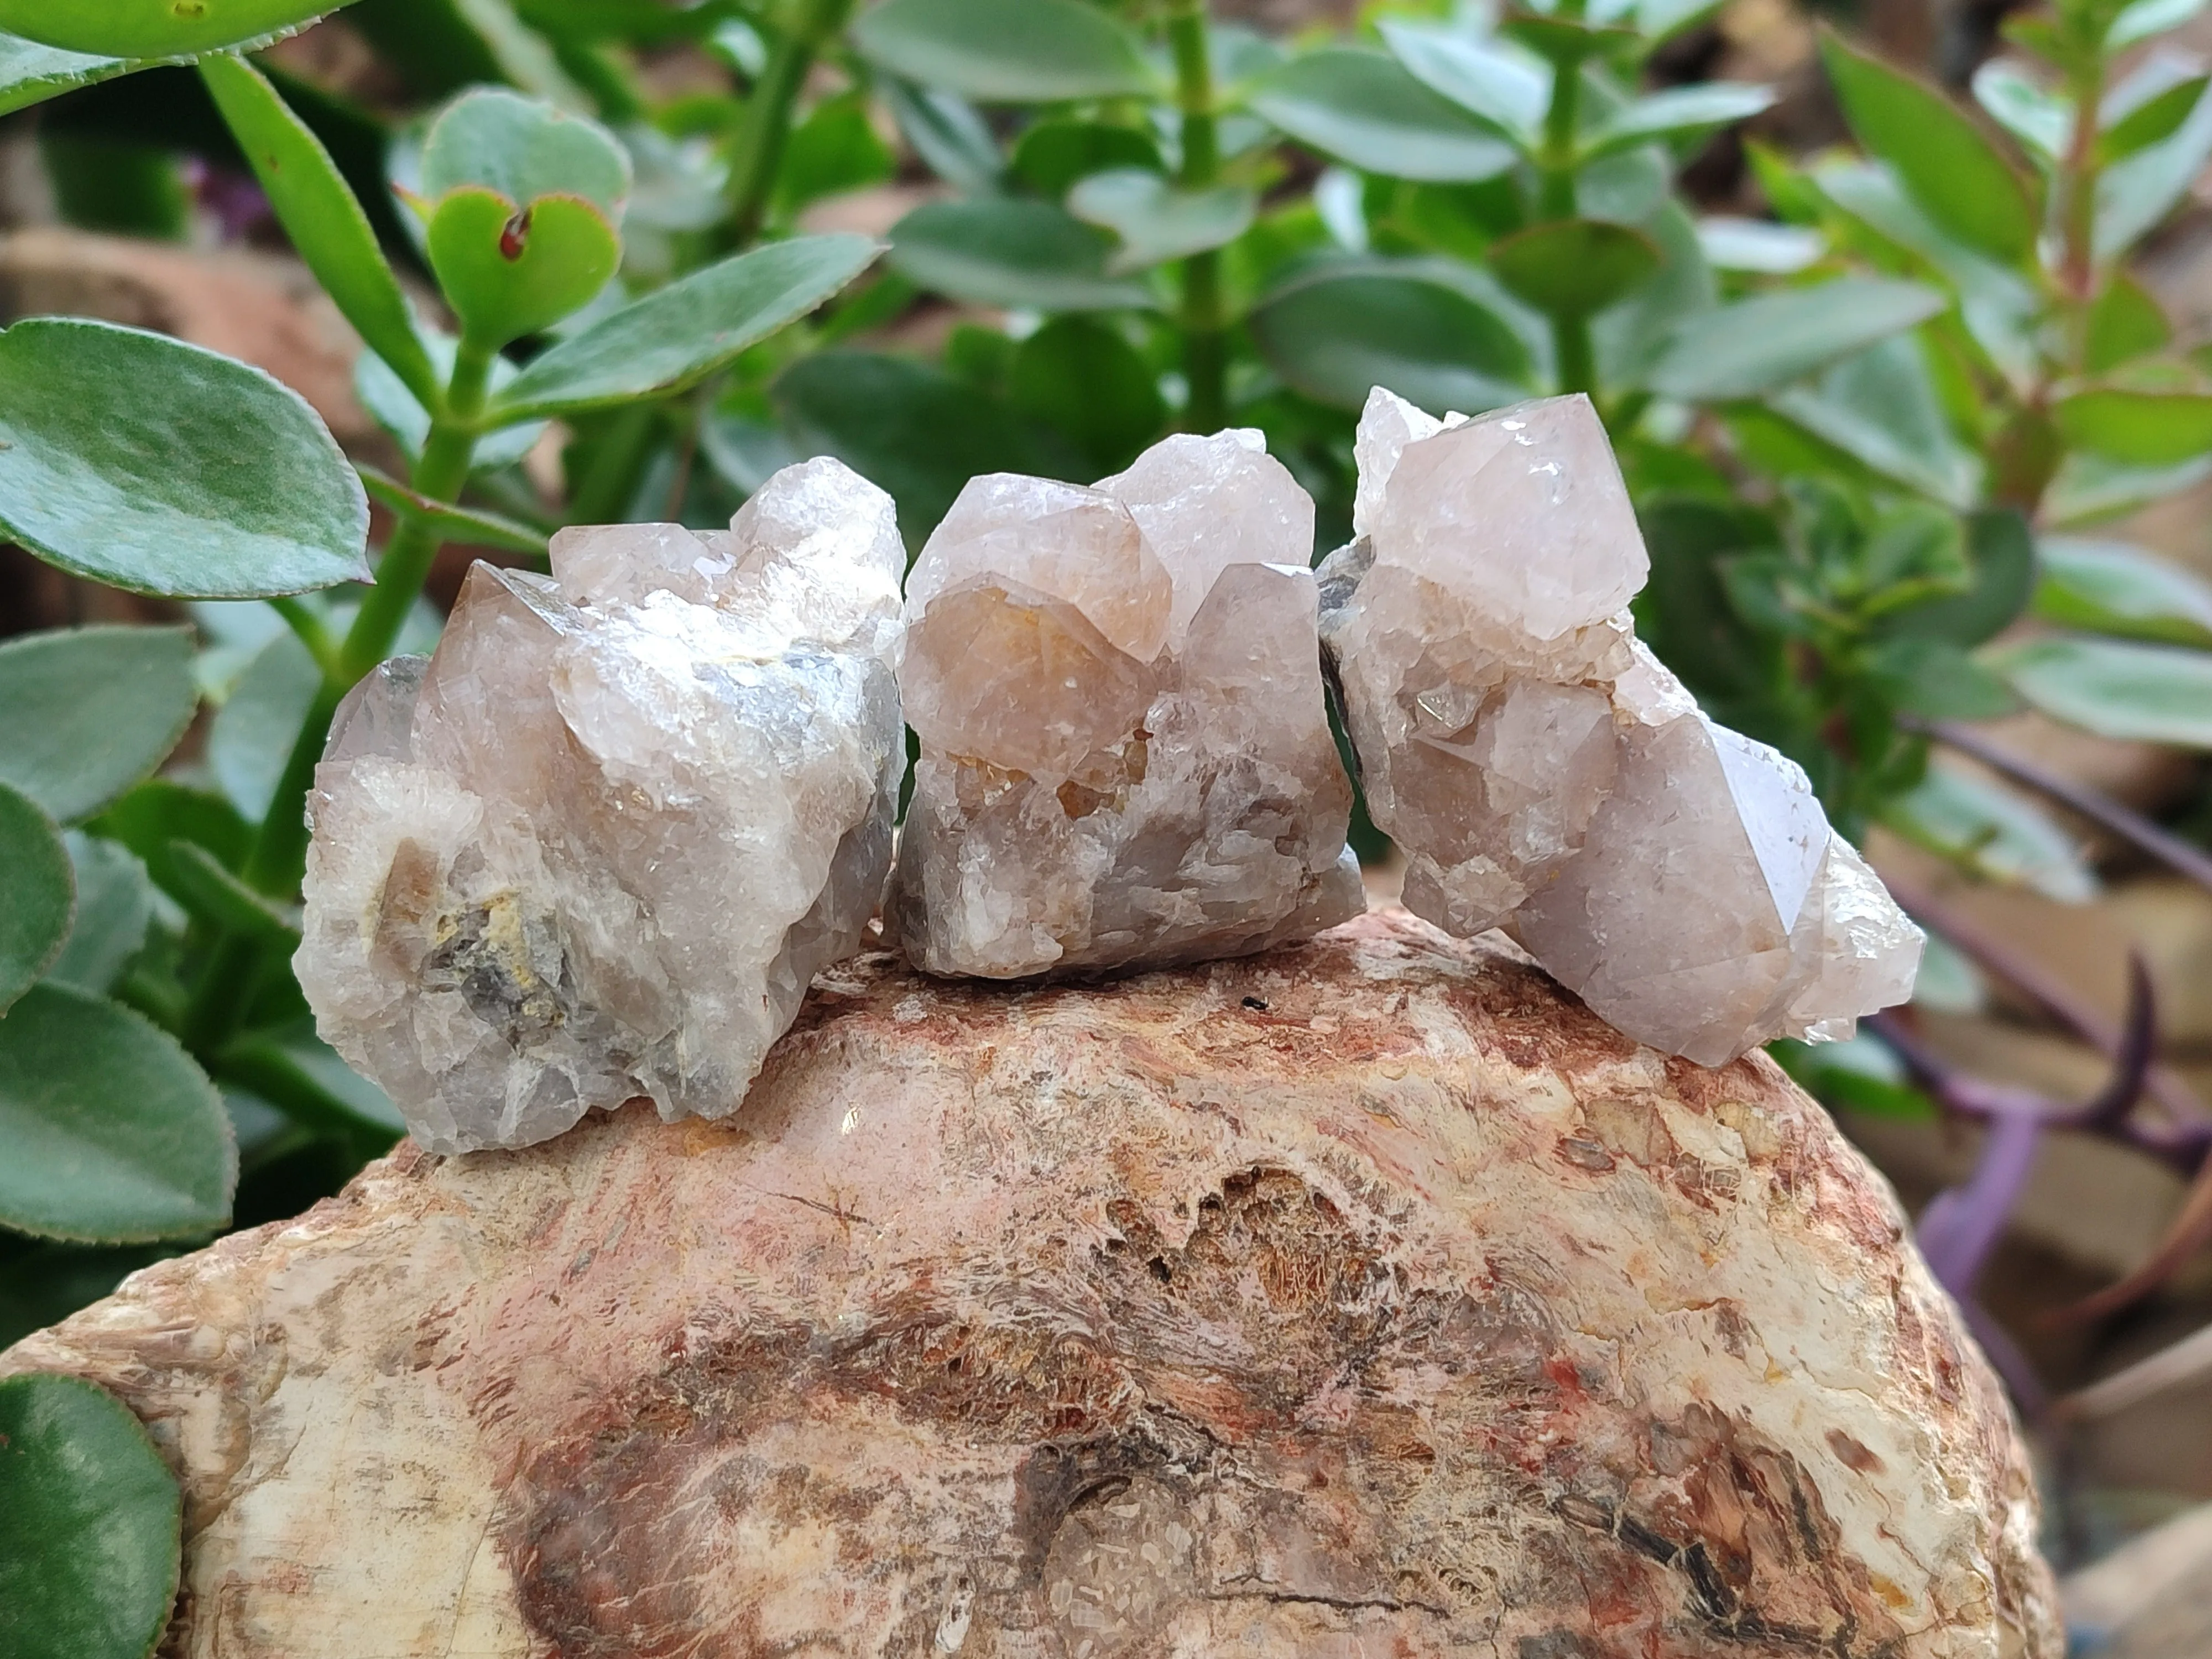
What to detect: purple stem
<box><xmin>1917</xmin><ymin>1110</ymin><xmax>2046</xmax><ymax>1293</ymax></box>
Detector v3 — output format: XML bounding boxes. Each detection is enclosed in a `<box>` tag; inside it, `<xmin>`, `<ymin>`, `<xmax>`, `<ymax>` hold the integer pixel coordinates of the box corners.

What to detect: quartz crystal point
<box><xmin>1319</xmin><ymin>388</ymin><xmax>1921</xmax><ymax>1064</ymax></box>
<box><xmin>295</xmin><ymin>458</ymin><xmax>907</xmax><ymax>1152</ymax></box>
<box><xmin>891</xmin><ymin>430</ymin><xmax>1364</xmax><ymax>977</ymax></box>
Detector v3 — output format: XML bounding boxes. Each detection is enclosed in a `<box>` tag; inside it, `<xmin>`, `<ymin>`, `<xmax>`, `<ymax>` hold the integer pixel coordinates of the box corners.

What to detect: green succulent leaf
<box><xmin>1991</xmin><ymin>634</ymin><xmax>2212</xmax><ymax>745</ymax></box>
<box><xmin>2102</xmin><ymin>70</ymin><xmax>2210</xmax><ymax>160</ymax></box>
<box><xmin>1376</xmin><ymin>22</ymin><xmax>1548</xmax><ymax>145</ymax></box>
<box><xmin>2084</xmin><ymin>273</ymin><xmax>2173</xmax><ymax>371</ymax></box>
<box><xmin>1582</xmin><ymin>81</ymin><xmax>1777</xmax><ymax>160</ymax></box>
<box><xmin>775</xmin><ymin>90</ymin><xmax>897</xmax><ymax>220</ymax></box>
<box><xmin>2109</xmin><ymin>0</ymin><xmax>2208</xmax><ymax>48</ymax></box>
<box><xmin>419</xmin><ymin>86</ymin><xmax>629</xmax><ymax>215</ymax></box>
<box><xmin>0</xmin><ymin>982</ymin><xmax>234</xmax><ymax>1243</ymax></box>
<box><xmin>208</xmin><ymin>632</ymin><xmax>320</xmax><ymax>824</ymax></box>
<box><xmin>0</xmin><ymin>0</ymin><xmax>328</xmax><ymax>58</ymax></box>
<box><xmin>1248</xmin><ymin>49</ymin><xmax>1520</xmax><ymax>182</ymax></box>
<box><xmin>198</xmin><ymin>53</ymin><xmax>439</xmax><ymax>410</ymax></box>
<box><xmin>0</xmin><ymin>626</ymin><xmax>196</xmax><ymax>825</ymax></box>
<box><xmin>0</xmin><ymin>1373</ymin><xmax>182</xmax><ymax>1659</ymax></box>
<box><xmin>1865</xmin><ymin>637</ymin><xmax>2019</xmax><ymax>718</ymax></box>
<box><xmin>2096</xmin><ymin>72</ymin><xmax>2212</xmax><ymax>253</ymax></box>
<box><xmin>1882</xmin><ymin>508</ymin><xmax>2036</xmax><ymax>645</ymax></box>
<box><xmin>1485</xmin><ymin>218</ymin><xmax>1661</xmax><ymax>319</ymax></box>
<box><xmin>1067</xmin><ymin>169</ymin><xmax>1256</xmax><ymax>272</ymax></box>
<box><xmin>0</xmin><ymin>29</ymin><xmax>133</xmax><ymax>117</ymax></box>
<box><xmin>1764</xmin><ymin>335</ymin><xmax>1982</xmax><ymax>507</ymax></box>
<box><xmin>880</xmin><ymin>79</ymin><xmax>1002</xmax><ymax>193</ymax></box>
<box><xmin>2035</xmin><ymin>536</ymin><xmax>2212</xmax><ymax>645</ymax></box>
<box><xmin>0</xmin><ymin>319</ymin><xmax>368</xmax><ymax>599</ymax></box>
<box><xmin>1250</xmin><ymin>266</ymin><xmax>1530</xmax><ymax>414</ymax></box>
<box><xmin>492</xmin><ymin>233</ymin><xmax>878</xmax><ymax>420</ymax></box>
<box><xmin>2053</xmin><ymin>387</ymin><xmax>2212</xmax><ymax>464</ymax></box>
<box><xmin>1969</xmin><ymin>60</ymin><xmax>2072</xmax><ymax>161</ymax></box>
<box><xmin>851</xmin><ymin>0</ymin><xmax>1157</xmax><ymax>102</ymax></box>
<box><xmin>888</xmin><ymin>199</ymin><xmax>1150</xmax><ymax>310</ymax></box>
<box><xmin>0</xmin><ymin>782</ymin><xmax>72</xmax><ymax>1015</ymax></box>
<box><xmin>1646</xmin><ymin>276</ymin><xmax>1946</xmax><ymax>399</ymax></box>
<box><xmin>44</xmin><ymin>833</ymin><xmax>153</xmax><ymax>998</ymax></box>
<box><xmin>162</xmin><ymin>839</ymin><xmax>301</xmax><ymax>943</ymax></box>
<box><xmin>1010</xmin><ymin>118</ymin><xmax>1163</xmax><ymax>198</ymax></box>
<box><xmin>1820</xmin><ymin>30</ymin><xmax>2041</xmax><ymax>264</ymax></box>
<box><xmin>426</xmin><ymin>186</ymin><xmax>620</xmax><ymax>344</ymax></box>
<box><xmin>1884</xmin><ymin>761</ymin><xmax>2096</xmax><ymax>900</ymax></box>
<box><xmin>1005</xmin><ymin>315</ymin><xmax>1165</xmax><ymax>476</ymax></box>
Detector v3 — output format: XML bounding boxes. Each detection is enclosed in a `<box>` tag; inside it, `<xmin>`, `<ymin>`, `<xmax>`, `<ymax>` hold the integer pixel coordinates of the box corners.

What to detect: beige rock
<box><xmin>4</xmin><ymin>911</ymin><xmax>2057</xmax><ymax>1658</ymax></box>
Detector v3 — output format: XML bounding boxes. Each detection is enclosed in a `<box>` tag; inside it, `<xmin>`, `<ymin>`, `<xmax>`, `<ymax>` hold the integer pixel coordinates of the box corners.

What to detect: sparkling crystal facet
<box><xmin>1321</xmin><ymin>389</ymin><xmax>1921</xmax><ymax>1062</ymax></box>
<box><xmin>890</xmin><ymin>431</ymin><xmax>1363</xmax><ymax>977</ymax></box>
<box><xmin>296</xmin><ymin>458</ymin><xmax>907</xmax><ymax>1152</ymax></box>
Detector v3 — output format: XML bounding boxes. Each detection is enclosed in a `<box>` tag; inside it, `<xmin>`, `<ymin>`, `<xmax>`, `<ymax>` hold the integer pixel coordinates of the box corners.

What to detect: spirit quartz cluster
<box><xmin>294</xmin><ymin>458</ymin><xmax>906</xmax><ymax>1152</ymax></box>
<box><xmin>1318</xmin><ymin>388</ymin><xmax>1922</xmax><ymax>1065</ymax></box>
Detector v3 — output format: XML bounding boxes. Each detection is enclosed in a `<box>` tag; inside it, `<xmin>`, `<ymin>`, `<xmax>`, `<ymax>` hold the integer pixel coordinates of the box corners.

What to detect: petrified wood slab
<box><xmin>1</xmin><ymin>910</ymin><xmax>2057</xmax><ymax>1658</ymax></box>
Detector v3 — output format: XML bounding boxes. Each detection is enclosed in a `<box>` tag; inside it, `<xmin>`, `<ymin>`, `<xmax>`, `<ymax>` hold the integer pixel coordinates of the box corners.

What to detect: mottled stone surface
<box><xmin>6</xmin><ymin>911</ymin><xmax>2056</xmax><ymax>1659</ymax></box>
<box><xmin>1321</xmin><ymin>390</ymin><xmax>1922</xmax><ymax>1064</ymax></box>
<box><xmin>295</xmin><ymin>458</ymin><xmax>905</xmax><ymax>1152</ymax></box>
<box><xmin>891</xmin><ymin>431</ymin><xmax>1361</xmax><ymax>978</ymax></box>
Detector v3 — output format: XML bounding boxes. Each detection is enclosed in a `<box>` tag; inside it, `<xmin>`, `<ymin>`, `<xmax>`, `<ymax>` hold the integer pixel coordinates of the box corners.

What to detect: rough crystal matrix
<box><xmin>1320</xmin><ymin>389</ymin><xmax>1921</xmax><ymax>1064</ymax></box>
<box><xmin>295</xmin><ymin>458</ymin><xmax>906</xmax><ymax>1152</ymax></box>
<box><xmin>890</xmin><ymin>430</ymin><xmax>1364</xmax><ymax>977</ymax></box>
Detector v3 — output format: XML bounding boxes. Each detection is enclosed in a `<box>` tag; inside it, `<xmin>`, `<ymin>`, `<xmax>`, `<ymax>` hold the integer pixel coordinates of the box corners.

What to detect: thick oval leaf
<box><xmin>0</xmin><ymin>625</ymin><xmax>195</xmax><ymax>823</ymax></box>
<box><xmin>2053</xmin><ymin>387</ymin><xmax>2212</xmax><ymax>465</ymax></box>
<box><xmin>1645</xmin><ymin>276</ymin><xmax>1945</xmax><ymax>399</ymax></box>
<box><xmin>426</xmin><ymin>186</ymin><xmax>620</xmax><ymax>343</ymax></box>
<box><xmin>0</xmin><ymin>982</ymin><xmax>234</xmax><ymax>1242</ymax></box>
<box><xmin>2096</xmin><ymin>77</ymin><xmax>2212</xmax><ymax>255</ymax></box>
<box><xmin>492</xmin><ymin>233</ymin><xmax>878</xmax><ymax>420</ymax></box>
<box><xmin>1991</xmin><ymin>634</ymin><xmax>2212</xmax><ymax>745</ymax></box>
<box><xmin>1883</xmin><ymin>762</ymin><xmax>2096</xmax><ymax>900</ymax></box>
<box><xmin>0</xmin><ymin>0</ymin><xmax>327</xmax><ymax>57</ymax></box>
<box><xmin>198</xmin><ymin>54</ymin><xmax>438</xmax><ymax>410</ymax></box>
<box><xmin>1377</xmin><ymin>21</ymin><xmax>1547</xmax><ymax>145</ymax></box>
<box><xmin>45</xmin><ymin>833</ymin><xmax>153</xmax><ymax>997</ymax></box>
<box><xmin>887</xmin><ymin>199</ymin><xmax>1150</xmax><ymax>310</ymax></box>
<box><xmin>1485</xmin><ymin>218</ymin><xmax>1660</xmax><ymax>319</ymax></box>
<box><xmin>0</xmin><ymin>781</ymin><xmax>71</xmax><ymax>1014</ymax></box>
<box><xmin>1249</xmin><ymin>50</ymin><xmax>1520</xmax><ymax>182</ymax></box>
<box><xmin>1011</xmin><ymin>118</ymin><xmax>1164</xmax><ymax>197</ymax></box>
<box><xmin>1820</xmin><ymin>30</ymin><xmax>2041</xmax><ymax>264</ymax></box>
<box><xmin>210</xmin><ymin>632</ymin><xmax>320</xmax><ymax>823</ymax></box>
<box><xmin>1006</xmin><ymin>315</ymin><xmax>1165</xmax><ymax>474</ymax></box>
<box><xmin>1067</xmin><ymin>169</ymin><xmax>1256</xmax><ymax>272</ymax></box>
<box><xmin>852</xmin><ymin>0</ymin><xmax>1157</xmax><ymax>102</ymax></box>
<box><xmin>881</xmin><ymin>79</ymin><xmax>1002</xmax><ymax>193</ymax></box>
<box><xmin>0</xmin><ymin>29</ymin><xmax>132</xmax><ymax>117</ymax></box>
<box><xmin>1583</xmin><ymin>81</ymin><xmax>1777</xmax><ymax>160</ymax></box>
<box><xmin>1250</xmin><ymin>267</ymin><xmax>1530</xmax><ymax>414</ymax></box>
<box><xmin>0</xmin><ymin>1373</ymin><xmax>181</xmax><ymax>1659</ymax></box>
<box><xmin>419</xmin><ymin>87</ymin><xmax>629</xmax><ymax>215</ymax></box>
<box><xmin>0</xmin><ymin>319</ymin><xmax>369</xmax><ymax>598</ymax></box>
<box><xmin>2036</xmin><ymin>536</ymin><xmax>2212</xmax><ymax>646</ymax></box>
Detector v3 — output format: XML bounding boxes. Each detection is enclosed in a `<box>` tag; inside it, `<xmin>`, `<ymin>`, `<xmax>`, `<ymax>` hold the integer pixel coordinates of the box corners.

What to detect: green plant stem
<box><xmin>2058</xmin><ymin>53</ymin><xmax>2106</xmax><ymax>312</ymax></box>
<box><xmin>1167</xmin><ymin>0</ymin><xmax>1227</xmax><ymax>433</ymax></box>
<box><xmin>724</xmin><ymin>0</ymin><xmax>857</xmax><ymax>244</ymax></box>
<box><xmin>1539</xmin><ymin>54</ymin><xmax>1593</xmax><ymax>397</ymax></box>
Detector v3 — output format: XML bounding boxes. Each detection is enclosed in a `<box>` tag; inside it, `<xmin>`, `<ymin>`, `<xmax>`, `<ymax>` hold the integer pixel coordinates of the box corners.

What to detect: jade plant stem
<box><xmin>1167</xmin><ymin>0</ymin><xmax>1227</xmax><ymax>434</ymax></box>
<box><xmin>724</xmin><ymin>0</ymin><xmax>857</xmax><ymax>245</ymax></box>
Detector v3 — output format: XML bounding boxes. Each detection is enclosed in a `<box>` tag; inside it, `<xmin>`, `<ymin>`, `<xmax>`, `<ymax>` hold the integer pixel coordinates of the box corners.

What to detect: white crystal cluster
<box><xmin>889</xmin><ymin>430</ymin><xmax>1364</xmax><ymax>977</ymax></box>
<box><xmin>295</xmin><ymin>459</ymin><xmax>906</xmax><ymax>1152</ymax></box>
<box><xmin>1319</xmin><ymin>389</ymin><xmax>1922</xmax><ymax>1065</ymax></box>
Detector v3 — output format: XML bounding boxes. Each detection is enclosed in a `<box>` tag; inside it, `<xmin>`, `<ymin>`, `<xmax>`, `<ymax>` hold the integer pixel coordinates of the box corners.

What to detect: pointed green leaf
<box><xmin>1866</xmin><ymin>637</ymin><xmax>2019</xmax><ymax>718</ymax></box>
<box><xmin>888</xmin><ymin>199</ymin><xmax>1149</xmax><ymax>310</ymax></box>
<box><xmin>419</xmin><ymin>87</ymin><xmax>629</xmax><ymax>214</ymax></box>
<box><xmin>2037</xmin><ymin>536</ymin><xmax>2212</xmax><ymax>645</ymax></box>
<box><xmin>1820</xmin><ymin>30</ymin><xmax>2041</xmax><ymax>263</ymax></box>
<box><xmin>199</xmin><ymin>54</ymin><xmax>439</xmax><ymax>410</ymax></box>
<box><xmin>1485</xmin><ymin>218</ymin><xmax>1660</xmax><ymax>319</ymax></box>
<box><xmin>1377</xmin><ymin>22</ymin><xmax>1547</xmax><ymax>145</ymax></box>
<box><xmin>2084</xmin><ymin>273</ymin><xmax>2173</xmax><ymax>371</ymax></box>
<box><xmin>2096</xmin><ymin>74</ymin><xmax>2212</xmax><ymax>253</ymax></box>
<box><xmin>0</xmin><ymin>1374</ymin><xmax>181</xmax><ymax>1659</ymax></box>
<box><xmin>0</xmin><ymin>29</ymin><xmax>132</xmax><ymax>117</ymax></box>
<box><xmin>491</xmin><ymin>233</ymin><xmax>878</xmax><ymax>420</ymax></box>
<box><xmin>45</xmin><ymin>833</ymin><xmax>153</xmax><ymax>997</ymax></box>
<box><xmin>2102</xmin><ymin>71</ymin><xmax>2210</xmax><ymax>160</ymax></box>
<box><xmin>1067</xmin><ymin>169</ymin><xmax>1256</xmax><ymax>272</ymax></box>
<box><xmin>1594</xmin><ymin>201</ymin><xmax>1715</xmax><ymax>388</ymax></box>
<box><xmin>0</xmin><ymin>320</ymin><xmax>369</xmax><ymax>599</ymax></box>
<box><xmin>879</xmin><ymin>78</ymin><xmax>1002</xmax><ymax>193</ymax></box>
<box><xmin>1991</xmin><ymin>634</ymin><xmax>2212</xmax><ymax>745</ymax></box>
<box><xmin>1583</xmin><ymin>81</ymin><xmax>1777</xmax><ymax>160</ymax></box>
<box><xmin>162</xmin><ymin>839</ymin><xmax>301</xmax><ymax>942</ymax></box>
<box><xmin>0</xmin><ymin>626</ymin><xmax>195</xmax><ymax>824</ymax></box>
<box><xmin>852</xmin><ymin>0</ymin><xmax>1157</xmax><ymax>102</ymax></box>
<box><xmin>1884</xmin><ymin>762</ymin><xmax>2096</xmax><ymax>900</ymax></box>
<box><xmin>2110</xmin><ymin>0</ymin><xmax>2208</xmax><ymax>47</ymax></box>
<box><xmin>2054</xmin><ymin>387</ymin><xmax>2212</xmax><ymax>464</ymax></box>
<box><xmin>1882</xmin><ymin>508</ymin><xmax>2034</xmax><ymax>644</ymax></box>
<box><xmin>0</xmin><ymin>782</ymin><xmax>71</xmax><ymax>1014</ymax></box>
<box><xmin>0</xmin><ymin>982</ymin><xmax>234</xmax><ymax>1242</ymax></box>
<box><xmin>1250</xmin><ymin>265</ymin><xmax>1530</xmax><ymax>413</ymax></box>
<box><xmin>426</xmin><ymin>186</ymin><xmax>620</xmax><ymax>343</ymax></box>
<box><xmin>0</xmin><ymin>0</ymin><xmax>329</xmax><ymax>58</ymax></box>
<box><xmin>356</xmin><ymin>464</ymin><xmax>548</xmax><ymax>556</ymax></box>
<box><xmin>1646</xmin><ymin>276</ymin><xmax>1946</xmax><ymax>399</ymax></box>
<box><xmin>1970</xmin><ymin>60</ymin><xmax>2072</xmax><ymax>161</ymax></box>
<box><xmin>1249</xmin><ymin>50</ymin><xmax>1520</xmax><ymax>182</ymax></box>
